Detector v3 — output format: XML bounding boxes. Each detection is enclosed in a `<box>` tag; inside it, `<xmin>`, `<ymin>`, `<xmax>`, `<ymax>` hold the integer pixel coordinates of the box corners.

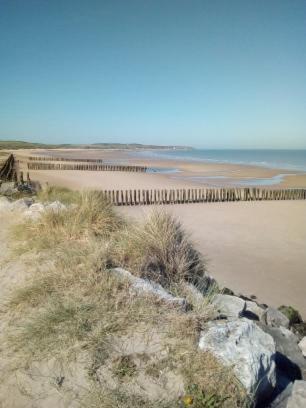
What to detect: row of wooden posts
<box><xmin>101</xmin><ymin>187</ymin><xmax>306</xmax><ymax>206</ymax></box>
<box><xmin>0</xmin><ymin>154</ymin><xmax>16</xmax><ymax>181</ymax></box>
<box><xmin>28</xmin><ymin>156</ymin><xmax>103</xmax><ymax>163</ymax></box>
<box><xmin>27</xmin><ymin>162</ymin><xmax>147</xmax><ymax>172</ymax></box>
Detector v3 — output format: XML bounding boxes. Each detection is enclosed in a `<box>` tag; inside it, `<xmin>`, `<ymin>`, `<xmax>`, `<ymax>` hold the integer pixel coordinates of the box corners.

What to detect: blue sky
<box><xmin>0</xmin><ymin>0</ymin><xmax>305</xmax><ymax>148</ymax></box>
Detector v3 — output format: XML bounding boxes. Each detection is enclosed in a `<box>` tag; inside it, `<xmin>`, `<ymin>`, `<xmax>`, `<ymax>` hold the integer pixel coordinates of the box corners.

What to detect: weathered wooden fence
<box><xmin>28</xmin><ymin>156</ymin><xmax>103</xmax><ymax>163</ymax></box>
<box><xmin>100</xmin><ymin>187</ymin><xmax>306</xmax><ymax>206</ymax></box>
<box><xmin>0</xmin><ymin>154</ymin><xmax>16</xmax><ymax>181</ymax></box>
<box><xmin>27</xmin><ymin>162</ymin><xmax>147</xmax><ymax>172</ymax></box>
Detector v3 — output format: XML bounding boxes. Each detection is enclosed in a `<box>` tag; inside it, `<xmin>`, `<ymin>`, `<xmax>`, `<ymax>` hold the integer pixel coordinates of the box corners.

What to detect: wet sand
<box><xmin>7</xmin><ymin>148</ymin><xmax>306</xmax><ymax>316</ymax></box>
<box><xmin>14</xmin><ymin>148</ymin><xmax>306</xmax><ymax>189</ymax></box>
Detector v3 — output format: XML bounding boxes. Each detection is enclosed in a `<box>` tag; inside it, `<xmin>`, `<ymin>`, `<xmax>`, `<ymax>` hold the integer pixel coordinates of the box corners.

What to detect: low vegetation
<box><xmin>111</xmin><ymin>210</ymin><xmax>209</xmax><ymax>290</ymax></box>
<box><xmin>278</xmin><ymin>305</ymin><xmax>303</xmax><ymax>325</ymax></box>
<box><xmin>0</xmin><ymin>140</ymin><xmax>189</xmax><ymax>150</ymax></box>
<box><xmin>3</xmin><ymin>186</ymin><xmax>248</xmax><ymax>407</ymax></box>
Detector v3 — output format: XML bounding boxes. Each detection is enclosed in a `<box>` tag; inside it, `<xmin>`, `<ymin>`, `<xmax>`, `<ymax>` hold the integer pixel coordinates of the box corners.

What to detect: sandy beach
<box><xmin>14</xmin><ymin>148</ymin><xmax>306</xmax><ymax>189</ymax></box>
<box><xmin>7</xmin><ymin>148</ymin><xmax>306</xmax><ymax>317</ymax></box>
<box><xmin>120</xmin><ymin>201</ymin><xmax>306</xmax><ymax>318</ymax></box>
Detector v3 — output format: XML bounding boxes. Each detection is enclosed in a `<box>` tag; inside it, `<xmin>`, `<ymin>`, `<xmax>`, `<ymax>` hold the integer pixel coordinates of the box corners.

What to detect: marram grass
<box><xmin>4</xmin><ymin>186</ymin><xmax>249</xmax><ymax>407</ymax></box>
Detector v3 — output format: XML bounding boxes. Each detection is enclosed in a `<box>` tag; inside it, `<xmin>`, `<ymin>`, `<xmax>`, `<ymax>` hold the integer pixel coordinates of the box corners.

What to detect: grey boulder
<box><xmin>212</xmin><ymin>294</ymin><xmax>246</xmax><ymax>318</ymax></box>
<box><xmin>268</xmin><ymin>382</ymin><xmax>293</xmax><ymax>408</ymax></box>
<box><xmin>112</xmin><ymin>267</ymin><xmax>187</xmax><ymax>310</ymax></box>
<box><xmin>298</xmin><ymin>337</ymin><xmax>306</xmax><ymax>358</ymax></box>
<box><xmin>259</xmin><ymin>325</ymin><xmax>306</xmax><ymax>381</ymax></box>
<box><xmin>10</xmin><ymin>198</ymin><xmax>33</xmax><ymax>211</ymax></box>
<box><xmin>245</xmin><ymin>300</ymin><xmax>266</xmax><ymax>321</ymax></box>
<box><xmin>198</xmin><ymin>318</ymin><xmax>276</xmax><ymax>402</ymax></box>
<box><xmin>262</xmin><ymin>307</ymin><xmax>290</xmax><ymax>329</ymax></box>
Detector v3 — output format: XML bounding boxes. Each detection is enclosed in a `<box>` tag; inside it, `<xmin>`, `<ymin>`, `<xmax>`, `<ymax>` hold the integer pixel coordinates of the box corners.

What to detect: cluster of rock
<box><xmin>202</xmin><ymin>293</ymin><xmax>306</xmax><ymax>407</ymax></box>
<box><xmin>0</xmin><ymin>196</ymin><xmax>66</xmax><ymax>219</ymax></box>
<box><xmin>0</xmin><ymin>181</ymin><xmax>34</xmax><ymax>196</ymax></box>
<box><xmin>1</xmin><ymin>193</ymin><xmax>305</xmax><ymax>407</ymax></box>
<box><xmin>110</xmin><ymin>267</ymin><xmax>306</xmax><ymax>407</ymax></box>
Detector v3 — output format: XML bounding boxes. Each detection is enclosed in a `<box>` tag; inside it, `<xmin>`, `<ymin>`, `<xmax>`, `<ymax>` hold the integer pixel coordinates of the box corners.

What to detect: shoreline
<box><xmin>12</xmin><ymin>148</ymin><xmax>306</xmax><ymax>189</ymax></box>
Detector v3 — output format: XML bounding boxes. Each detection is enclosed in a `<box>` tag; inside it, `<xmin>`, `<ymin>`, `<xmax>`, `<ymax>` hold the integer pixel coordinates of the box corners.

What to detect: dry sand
<box><xmin>6</xmin><ymin>148</ymin><xmax>306</xmax><ymax>317</ymax></box>
<box><xmin>120</xmin><ymin>201</ymin><xmax>306</xmax><ymax>318</ymax></box>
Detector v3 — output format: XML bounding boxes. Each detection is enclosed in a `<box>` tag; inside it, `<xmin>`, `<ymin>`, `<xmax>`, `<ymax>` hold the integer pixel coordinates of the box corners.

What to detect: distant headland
<box><xmin>0</xmin><ymin>140</ymin><xmax>192</xmax><ymax>151</ymax></box>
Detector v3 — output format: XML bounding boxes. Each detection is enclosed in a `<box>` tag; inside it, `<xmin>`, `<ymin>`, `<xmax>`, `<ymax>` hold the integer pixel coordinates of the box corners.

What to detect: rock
<box><xmin>45</xmin><ymin>201</ymin><xmax>67</xmax><ymax>212</ymax></box>
<box><xmin>262</xmin><ymin>307</ymin><xmax>290</xmax><ymax>329</ymax></box>
<box><xmin>24</xmin><ymin>202</ymin><xmax>45</xmax><ymax>220</ymax></box>
<box><xmin>0</xmin><ymin>182</ymin><xmax>16</xmax><ymax>195</ymax></box>
<box><xmin>112</xmin><ymin>267</ymin><xmax>187</xmax><ymax>311</ymax></box>
<box><xmin>278</xmin><ymin>306</ymin><xmax>303</xmax><ymax>326</ymax></box>
<box><xmin>10</xmin><ymin>198</ymin><xmax>33</xmax><ymax>211</ymax></box>
<box><xmin>287</xmin><ymin>380</ymin><xmax>306</xmax><ymax>408</ymax></box>
<box><xmin>198</xmin><ymin>318</ymin><xmax>276</xmax><ymax>402</ymax></box>
<box><xmin>268</xmin><ymin>382</ymin><xmax>293</xmax><ymax>408</ymax></box>
<box><xmin>0</xmin><ymin>196</ymin><xmax>11</xmax><ymax>211</ymax></box>
<box><xmin>298</xmin><ymin>337</ymin><xmax>306</xmax><ymax>358</ymax></box>
<box><xmin>238</xmin><ymin>293</ymin><xmax>253</xmax><ymax>301</ymax></box>
<box><xmin>222</xmin><ymin>287</ymin><xmax>235</xmax><ymax>296</ymax></box>
<box><xmin>291</xmin><ymin>323</ymin><xmax>306</xmax><ymax>341</ymax></box>
<box><xmin>245</xmin><ymin>300</ymin><xmax>265</xmax><ymax>321</ymax></box>
<box><xmin>259</xmin><ymin>324</ymin><xmax>306</xmax><ymax>381</ymax></box>
<box><xmin>212</xmin><ymin>294</ymin><xmax>246</xmax><ymax>318</ymax></box>
<box><xmin>17</xmin><ymin>183</ymin><xmax>34</xmax><ymax>194</ymax></box>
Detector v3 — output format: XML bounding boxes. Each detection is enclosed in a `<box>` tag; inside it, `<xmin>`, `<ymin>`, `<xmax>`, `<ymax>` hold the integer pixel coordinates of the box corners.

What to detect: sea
<box><xmin>132</xmin><ymin>149</ymin><xmax>306</xmax><ymax>186</ymax></box>
<box><xmin>135</xmin><ymin>149</ymin><xmax>306</xmax><ymax>173</ymax></box>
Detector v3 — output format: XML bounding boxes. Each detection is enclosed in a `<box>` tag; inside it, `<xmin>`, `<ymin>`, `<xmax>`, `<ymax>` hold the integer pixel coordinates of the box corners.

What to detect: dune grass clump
<box><xmin>12</xmin><ymin>190</ymin><xmax>123</xmax><ymax>252</ymax></box>
<box><xmin>4</xmin><ymin>187</ymin><xmax>248</xmax><ymax>407</ymax></box>
<box><xmin>112</xmin><ymin>210</ymin><xmax>208</xmax><ymax>290</ymax></box>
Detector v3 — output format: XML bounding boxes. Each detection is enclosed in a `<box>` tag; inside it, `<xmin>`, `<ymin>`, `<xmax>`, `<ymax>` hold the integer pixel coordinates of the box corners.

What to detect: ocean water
<box><xmin>135</xmin><ymin>149</ymin><xmax>306</xmax><ymax>172</ymax></box>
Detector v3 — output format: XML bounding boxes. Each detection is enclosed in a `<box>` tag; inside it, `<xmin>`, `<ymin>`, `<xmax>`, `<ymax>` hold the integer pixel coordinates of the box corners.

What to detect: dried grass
<box><xmin>4</xmin><ymin>188</ymin><xmax>248</xmax><ymax>407</ymax></box>
<box><xmin>111</xmin><ymin>210</ymin><xmax>210</xmax><ymax>290</ymax></box>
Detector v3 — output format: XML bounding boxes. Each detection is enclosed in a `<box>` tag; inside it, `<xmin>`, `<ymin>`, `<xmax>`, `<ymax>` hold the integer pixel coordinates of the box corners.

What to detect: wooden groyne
<box><xmin>28</xmin><ymin>156</ymin><xmax>103</xmax><ymax>163</ymax></box>
<box><xmin>0</xmin><ymin>154</ymin><xmax>16</xmax><ymax>181</ymax></box>
<box><xmin>27</xmin><ymin>162</ymin><xmax>147</xmax><ymax>172</ymax></box>
<box><xmin>100</xmin><ymin>187</ymin><xmax>306</xmax><ymax>206</ymax></box>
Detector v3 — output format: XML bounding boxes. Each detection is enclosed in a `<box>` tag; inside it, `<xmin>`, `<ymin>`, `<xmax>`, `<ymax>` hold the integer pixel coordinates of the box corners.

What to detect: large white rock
<box><xmin>198</xmin><ymin>318</ymin><xmax>276</xmax><ymax>402</ymax></box>
<box><xmin>299</xmin><ymin>337</ymin><xmax>306</xmax><ymax>358</ymax></box>
<box><xmin>112</xmin><ymin>267</ymin><xmax>187</xmax><ymax>310</ymax></box>
<box><xmin>212</xmin><ymin>294</ymin><xmax>246</xmax><ymax>318</ymax></box>
<box><xmin>287</xmin><ymin>381</ymin><xmax>306</xmax><ymax>408</ymax></box>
